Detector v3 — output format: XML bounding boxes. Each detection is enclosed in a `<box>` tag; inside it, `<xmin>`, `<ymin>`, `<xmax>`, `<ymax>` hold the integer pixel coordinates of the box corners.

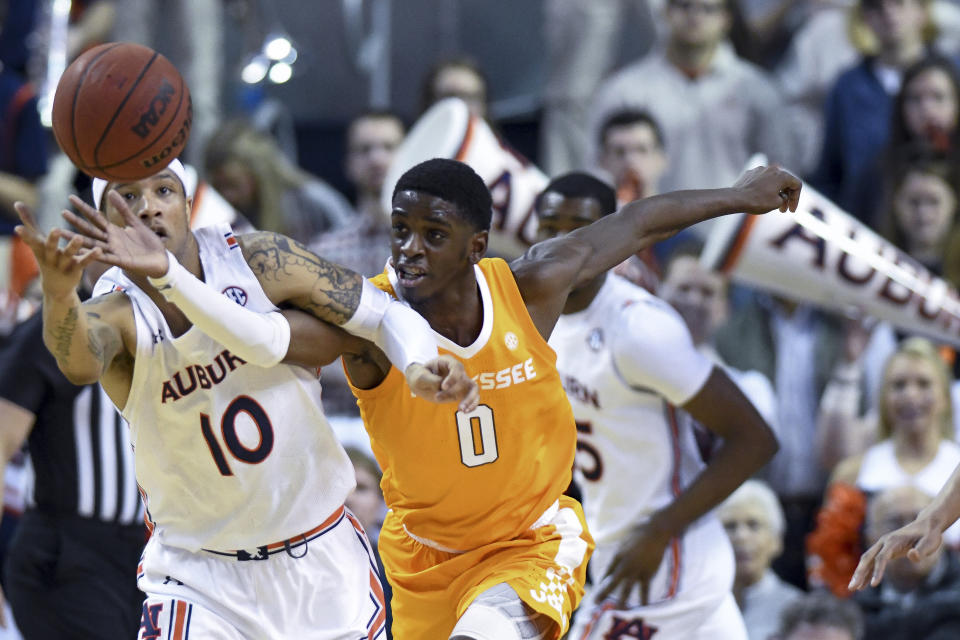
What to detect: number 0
<box><xmin>456</xmin><ymin>405</ymin><xmax>498</xmax><ymax>467</ymax></box>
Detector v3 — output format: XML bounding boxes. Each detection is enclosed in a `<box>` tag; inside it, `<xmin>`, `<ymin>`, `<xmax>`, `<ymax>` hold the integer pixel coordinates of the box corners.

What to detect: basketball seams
<box><xmin>51</xmin><ymin>42</ymin><xmax>192</xmax><ymax>181</ymax></box>
<box><xmin>92</xmin><ymin>51</ymin><xmax>160</xmax><ymax>170</ymax></box>
<box><xmin>98</xmin><ymin>71</ymin><xmax>188</xmax><ymax>175</ymax></box>
<box><xmin>64</xmin><ymin>42</ymin><xmax>123</xmax><ymax>171</ymax></box>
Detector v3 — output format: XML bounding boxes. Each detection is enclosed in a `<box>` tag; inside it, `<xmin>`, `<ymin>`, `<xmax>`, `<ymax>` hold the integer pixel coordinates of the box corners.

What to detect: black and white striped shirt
<box><xmin>0</xmin><ymin>313</ymin><xmax>144</xmax><ymax>527</ymax></box>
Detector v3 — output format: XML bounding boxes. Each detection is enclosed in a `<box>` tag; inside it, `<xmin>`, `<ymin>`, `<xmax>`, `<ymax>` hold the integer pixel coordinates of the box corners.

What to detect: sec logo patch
<box><xmin>222</xmin><ymin>286</ymin><xmax>248</xmax><ymax>306</ymax></box>
<box><xmin>504</xmin><ymin>331</ymin><xmax>519</xmax><ymax>350</ymax></box>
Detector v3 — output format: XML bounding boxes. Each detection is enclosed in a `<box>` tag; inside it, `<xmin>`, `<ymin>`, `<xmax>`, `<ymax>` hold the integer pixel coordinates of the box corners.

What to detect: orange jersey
<box><xmin>350</xmin><ymin>258</ymin><xmax>577</xmax><ymax>552</ymax></box>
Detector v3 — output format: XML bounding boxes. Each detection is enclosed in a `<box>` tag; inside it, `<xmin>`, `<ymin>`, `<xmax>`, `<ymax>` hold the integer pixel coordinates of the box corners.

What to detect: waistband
<box><xmin>402</xmin><ymin>499</ymin><xmax>560</xmax><ymax>554</ymax></box>
<box><xmin>202</xmin><ymin>505</ymin><xmax>345</xmax><ymax>561</ymax></box>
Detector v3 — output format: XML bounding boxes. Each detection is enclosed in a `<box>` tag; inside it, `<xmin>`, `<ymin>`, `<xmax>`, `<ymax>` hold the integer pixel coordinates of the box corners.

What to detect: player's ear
<box><xmin>469</xmin><ymin>229</ymin><xmax>488</xmax><ymax>264</ymax></box>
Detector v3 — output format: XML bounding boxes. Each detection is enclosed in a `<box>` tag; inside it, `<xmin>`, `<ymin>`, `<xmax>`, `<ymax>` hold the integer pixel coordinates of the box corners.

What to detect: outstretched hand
<box><xmin>595</xmin><ymin>520</ymin><xmax>672</xmax><ymax>608</ymax></box>
<box><xmin>732</xmin><ymin>165</ymin><xmax>802</xmax><ymax>215</ymax></box>
<box><xmin>13</xmin><ymin>201</ymin><xmax>102</xmax><ymax>299</ymax></box>
<box><xmin>58</xmin><ymin>191</ymin><xmax>170</xmax><ymax>278</ymax></box>
<box><xmin>848</xmin><ymin>516</ymin><xmax>943</xmax><ymax>590</ymax></box>
<box><xmin>405</xmin><ymin>355</ymin><xmax>479</xmax><ymax>412</ymax></box>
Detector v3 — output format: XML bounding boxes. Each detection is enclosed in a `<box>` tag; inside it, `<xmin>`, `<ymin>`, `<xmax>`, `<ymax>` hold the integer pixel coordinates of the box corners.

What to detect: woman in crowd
<box><xmin>809</xmin><ymin>338</ymin><xmax>960</xmax><ymax>595</ymax></box>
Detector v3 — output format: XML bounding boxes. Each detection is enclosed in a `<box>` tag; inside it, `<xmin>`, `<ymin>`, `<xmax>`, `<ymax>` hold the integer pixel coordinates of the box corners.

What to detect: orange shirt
<box><xmin>350</xmin><ymin>258</ymin><xmax>576</xmax><ymax>552</ymax></box>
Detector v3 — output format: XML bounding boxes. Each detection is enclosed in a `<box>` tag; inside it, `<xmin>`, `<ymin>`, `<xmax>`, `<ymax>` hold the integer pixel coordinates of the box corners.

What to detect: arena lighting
<box><xmin>267</xmin><ymin>62</ymin><xmax>293</xmax><ymax>84</ymax></box>
<box><xmin>241</xmin><ymin>55</ymin><xmax>270</xmax><ymax>84</ymax></box>
<box><xmin>240</xmin><ymin>33</ymin><xmax>299</xmax><ymax>85</ymax></box>
<box><xmin>264</xmin><ymin>35</ymin><xmax>293</xmax><ymax>61</ymax></box>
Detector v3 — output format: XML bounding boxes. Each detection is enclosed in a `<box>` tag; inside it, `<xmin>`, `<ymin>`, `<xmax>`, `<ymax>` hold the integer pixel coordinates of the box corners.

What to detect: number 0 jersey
<box><xmin>93</xmin><ymin>224</ymin><xmax>354</xmax><ymax>552</ymax></box>
<box><xmin>351</xmin><ymin>258</ymin><xmax>577</xmax><ymax>552</ymax></box>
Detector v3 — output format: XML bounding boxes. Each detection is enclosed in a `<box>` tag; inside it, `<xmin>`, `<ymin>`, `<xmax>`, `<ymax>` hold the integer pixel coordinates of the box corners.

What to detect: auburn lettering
<box><xmin>160</xmin><ymin>349</ymin><xmax>246</xmax><ymax>404</ymax></box>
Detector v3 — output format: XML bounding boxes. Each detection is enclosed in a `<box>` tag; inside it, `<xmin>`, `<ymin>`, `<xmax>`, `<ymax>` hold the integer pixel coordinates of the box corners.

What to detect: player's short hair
<box><xmin>536</xmin><ymin>172</ymin><xmax>617</xmax><ymax>218</ymax></box>
<box><xmin>599</xmin><ymin>109</ymin><xmax>666</xmax><ymax>150</ymax></box>
<box><xmin>392</xmin><ymin>158</ymin><xmax>493</xmax><ymax>231</ymax></box>
<box><xmin>721</xmin><ymin>479</ymin><xmax>786</xmax><ymax>538</ymax></box>
<box><xmin>778</xmin><ymin>592</ymin><xmax>864</xmax><ymax>640</ymax></box>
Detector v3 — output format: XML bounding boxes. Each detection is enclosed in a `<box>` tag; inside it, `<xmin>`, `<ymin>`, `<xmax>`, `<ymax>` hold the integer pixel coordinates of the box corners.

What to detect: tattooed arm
<box><xmin>238</xmin><ymin>231</ymin><xmax>364</xmax><ymax>324</ymax></box>
<box><xmin>13</xmin><ymin>201</ymin><xmax>134</xmax><ymax>386</ymax></box>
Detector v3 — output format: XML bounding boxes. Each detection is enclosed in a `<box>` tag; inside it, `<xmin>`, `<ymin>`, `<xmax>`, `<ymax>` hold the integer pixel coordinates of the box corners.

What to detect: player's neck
<box><xmin>562</xmin><ymin>273</ymin><xmax>606</xmax><ymax>315</ymax></box>
<box><xmin>131</xmin><ymin>234</ymin><xmax>204</xmax><ymax>338</ymax></box>
<box><xmin>409</xmin><ymin>271</ymin><xmax>484</xmax><ymax>347</ymax></box>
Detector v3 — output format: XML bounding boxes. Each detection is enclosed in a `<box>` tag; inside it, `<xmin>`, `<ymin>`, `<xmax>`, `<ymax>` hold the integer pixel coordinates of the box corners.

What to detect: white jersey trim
<box><xmin>386</xmin><ymin>262</ymin><xmax>494</xmax><ymax>358</ymax></box>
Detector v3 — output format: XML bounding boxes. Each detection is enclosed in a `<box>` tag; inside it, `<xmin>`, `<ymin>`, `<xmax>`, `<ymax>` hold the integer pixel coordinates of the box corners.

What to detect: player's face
<box><xmin>600</xmin><ymin>123</ymin><xmax>667</xmax><ymax>196</ymax></box>
<box><xmin>666</xmin><ymin>0</ymin><xmax>730</xmax><ymax>49</ymax></box>
<box><xmin>903</xmin><ymin>68</ymin><xmax>958</xmax><ymax>139</ymax></box>
<box><xmin>346</xmin><ymin>117</ymin><xmax>404</xmax><ymax>196</ymax></box>
<box><xmin>893</xmin><ymin>171</ymin><xmax>956</xmax><ymax>250</ymax></box>
<box><xmin>720</xmin><ymin>500</ymin><xmax>781</xmax><ymax>587</ymax></box>
<box><xmin>390</xmin><ymin>190</ymin><xmax>486</xmax><ymax>304</ymax></box>
<box><xmin>104</xmin><ymin>169</ymin><xmax>192</xmax><ymax>253</ymax></box>
<box><xmin>535</xmin><ymin>192</ymin><xmax>604</xmax><ymax>242</ymax></box>
<box><xmin>660</xmin><ymin>256</ymin><xmax>727</xmax><ymax>344</ymax></box>
<box><xmin>882</xmin><ymin>354</ymin><xmax>947</xmax><ymax>439</ymax></box>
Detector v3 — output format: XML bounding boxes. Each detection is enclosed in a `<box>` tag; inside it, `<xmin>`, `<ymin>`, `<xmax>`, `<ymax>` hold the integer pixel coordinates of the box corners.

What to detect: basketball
<box><xmin>51</xmin><ymin>42</ymin><xmax>192</xmax><ymax>182</ymax></box>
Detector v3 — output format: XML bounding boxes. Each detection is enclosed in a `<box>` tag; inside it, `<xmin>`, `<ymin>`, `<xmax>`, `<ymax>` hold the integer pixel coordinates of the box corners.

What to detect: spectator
<box><xmin>659</xmin><ymin>250</ymin><xmax>779</xmax><ymax>438</ymax></box>
<box><xmin>596</xmin><ymin>109</ymin><xmax>668</xmax><ymax>203</ymax></box>
<box><xmin>203</xmin><ymin>119</ymin><xmax>353</xmax><ymax>243</ymax></box>
<box><xmin>419</xmin><ymin>57</ymin><xmax>488</xmax><ymax>119</ymax></box>
<box><xmin>877</xmin><ymin>154</ymin><xmax>960</xmax><ymax>286</ymax></box>
<box><xmin>811</xmin><ymin>0</ymin><xmax>939</xmax><ymax>220</ymax></box>
<box><xmin>774</xmin><ymin>591</ymin><xmax>864</xmax><ymax>640</ymax></box>
<box><xmin>853</xmin><ymin>485</ymin><xmax>960</xmax><ymax>639</ymax></box>
<box><xmin>829</xmin><ymin>338</ymin><xmax>959</xmax><ymax>519</ymax></box>
<box><xmin>597</xmin><ymin>109</ymin><xmax>670</xmax><ymax>290</ymax></box>
<box><xmin>587</xmin><ymin>0</ymin><xmax>789</xmax><ymax>192</ymax></box>
<box><xmin>715</xmin><ymin>293</ymin><xmax>895</xmax><ymax>589</ymax></box>
<box><xmin>854</xmin><ymin>55</ymin><xmax>960</xmax><ymax>222</ymax></box>
<box><xmin>719</xmin><ymin>480</ymin><xmax>804</xmax><ymax>640</ymax></box>
<box><xmin>810</xmin><ymin>338</ymin><xmax>960</xmax><ymax>595</ymax></box>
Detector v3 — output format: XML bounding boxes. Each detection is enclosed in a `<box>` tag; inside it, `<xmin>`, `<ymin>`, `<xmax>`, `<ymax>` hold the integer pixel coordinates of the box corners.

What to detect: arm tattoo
<box><xmin>244</xmin><ymin>232</ymin><xmax>362</xmax><ymax>324</ymax></box>
<box><xmin>85</xmin><ymin>312</ymin><xmax>121</xmax><ymax>371</ymax></box>
<box><xmin>51</xmin><ymin>306</ymin><xmax>79</xmax><ymax>360</ymax></box>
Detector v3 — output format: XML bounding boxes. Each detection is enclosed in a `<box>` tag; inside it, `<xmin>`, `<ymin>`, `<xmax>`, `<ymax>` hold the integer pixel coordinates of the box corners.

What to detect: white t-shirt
<box><xmin>93</xmin><ymin>224</ymin><xmax>354</xmax><ymax>552</ymax></box>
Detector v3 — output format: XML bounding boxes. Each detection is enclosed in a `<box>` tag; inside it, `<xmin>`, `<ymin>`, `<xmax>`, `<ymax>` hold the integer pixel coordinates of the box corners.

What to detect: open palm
<box><xmin>60</xmin><ymin>192</ymin><xmax>170</xmax><ymax>278</ymax></box>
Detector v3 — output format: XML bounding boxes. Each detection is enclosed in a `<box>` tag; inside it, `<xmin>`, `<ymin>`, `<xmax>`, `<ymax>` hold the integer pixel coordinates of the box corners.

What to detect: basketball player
<box><xmin>67</xmin><ymin>158</ymin><xmax>801</xmax><ymax>639</ymax></box>
<box><xmin>538</xmin><ymin>173</ymin><xmax>777</xmax><ymax>639</ymax></box>
<box><xmin>12</xmin><ymin>159</ymin><xmax>477</xmax><ymax>639</ymax></box>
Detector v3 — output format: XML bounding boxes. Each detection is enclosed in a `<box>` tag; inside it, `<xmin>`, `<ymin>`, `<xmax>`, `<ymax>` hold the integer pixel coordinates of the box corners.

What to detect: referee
<box><xmin>0</xmin><ymin>308</ymin><xmax>146</xmax><ymax>638</ymax></box>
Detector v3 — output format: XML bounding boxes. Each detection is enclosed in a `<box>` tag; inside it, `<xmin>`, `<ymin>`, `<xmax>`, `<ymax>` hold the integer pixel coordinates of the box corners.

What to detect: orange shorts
<box><xmin>379</xmin><ymin>495</ymin><xmax>594</xmax><ymax>639</ymax></box>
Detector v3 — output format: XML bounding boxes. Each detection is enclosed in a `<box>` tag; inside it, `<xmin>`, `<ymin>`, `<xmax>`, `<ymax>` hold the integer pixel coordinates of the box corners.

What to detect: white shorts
<box><xmin>571</xmin><ymin>518</ymin><xmax>745</xmax><ymax>640</ymax></box>
<box><xmin>136</xmin><ymin>506</ymin><xmax>386</xmax><ymax>639</ymax></box>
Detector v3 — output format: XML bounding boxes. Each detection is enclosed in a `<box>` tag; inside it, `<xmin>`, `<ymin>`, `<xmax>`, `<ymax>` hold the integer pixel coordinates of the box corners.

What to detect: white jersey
<box><xmin>549</xmin><ymin>274</ymin><xmax>733</xmax><ymax>609</ymax></box>
<box><xmin>93</xmin><ymin>224</ymin><xmax>354</xmax><ymax>553</ymax></box>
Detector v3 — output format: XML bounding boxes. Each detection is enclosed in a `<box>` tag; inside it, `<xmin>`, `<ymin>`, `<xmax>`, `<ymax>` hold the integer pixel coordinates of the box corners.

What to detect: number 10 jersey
<box><xmin>93</xmin><ymin>224</ymin><xmax>354</xmax><ymax>553</ymax></box>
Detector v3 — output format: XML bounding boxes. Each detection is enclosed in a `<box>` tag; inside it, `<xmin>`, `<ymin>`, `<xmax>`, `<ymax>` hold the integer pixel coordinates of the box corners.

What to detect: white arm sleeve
<box><xmin>148</xmin><ymin>251</ymin><xmax>291</xmax><ymax>367</ymax></box>
<box><xmin>340</xmin><ymin>279</ymin><xmax>438</xmax><ymax>373</ymax></box>
<box><xmin>611</xmin><ymin>296</ymin><xmax>714</xmax><ymax>405</ymax></box>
